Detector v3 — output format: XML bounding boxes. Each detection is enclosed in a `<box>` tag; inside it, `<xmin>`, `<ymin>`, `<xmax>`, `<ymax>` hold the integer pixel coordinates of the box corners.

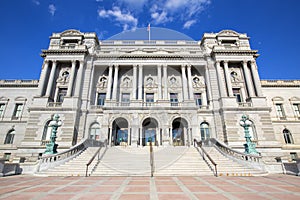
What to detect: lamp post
<box><xmin>44</xmin><ymin>114</ymin><xmax>62</xmax><ymax>155</ymax></box>
<box><xmin>239</xmin><ymin>114</ymin><xmax>259</xmax><ymax>155</ymax></box>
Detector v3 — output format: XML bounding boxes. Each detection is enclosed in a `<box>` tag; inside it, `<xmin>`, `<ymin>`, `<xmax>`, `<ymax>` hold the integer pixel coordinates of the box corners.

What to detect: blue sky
<box><xmin>0</xmin><ymin>0</ymin><xmax>299</xmax><ymax>80</ymax></box>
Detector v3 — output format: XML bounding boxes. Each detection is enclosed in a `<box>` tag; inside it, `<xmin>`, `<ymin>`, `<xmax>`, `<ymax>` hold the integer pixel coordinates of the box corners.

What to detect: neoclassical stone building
<box><xmin>0</xmin><ymin>29</ymin><xmax>299</xmax><ymax>164</ymax></box>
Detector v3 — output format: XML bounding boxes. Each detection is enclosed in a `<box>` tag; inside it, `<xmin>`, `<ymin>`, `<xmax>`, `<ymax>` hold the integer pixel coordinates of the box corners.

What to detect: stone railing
<box><xmin>204</xmin><ymin>138</ymin><xmax>262</xmax><ymax>163</ymax></box>
<box><xmin>238</xmin><ymin>102</ymin><xmax>253</xmax><ymax>107</ymax></box>
<box><xmin>47</xmin><ymin>102</ymin><xmax>62</xmax><ymax>107</ymax></box>
<box><xmin>36</xmin><ymin>139</ymin><xmax>105</xmax><ymax>172</ymax></box>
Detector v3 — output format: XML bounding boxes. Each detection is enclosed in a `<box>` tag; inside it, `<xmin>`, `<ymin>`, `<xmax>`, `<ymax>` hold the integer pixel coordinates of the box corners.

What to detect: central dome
<box><xmin>107</xmin><ymin>27</ymin><xmax>195</xmax><ymax>41</ymax></box>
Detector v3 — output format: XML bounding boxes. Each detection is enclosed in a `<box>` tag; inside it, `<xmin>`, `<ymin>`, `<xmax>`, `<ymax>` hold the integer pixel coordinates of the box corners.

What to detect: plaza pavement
<box><xmin>0</xmin><ymin>175</ymin><xmax>299</xmax><ymax>200</ymax></box>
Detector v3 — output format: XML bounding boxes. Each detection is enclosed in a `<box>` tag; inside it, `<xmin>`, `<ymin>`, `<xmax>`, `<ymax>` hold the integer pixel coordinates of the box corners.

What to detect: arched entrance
<box><xmin>112</xmin><ymin>118</ymin><xmax>129</xmax><ymax>146</ymax></box>
<box><xmin>172</xmin><ymin>118</ymin><xmax>188</xmax><ymax>146</ymax></box>
<box><xmin>142</xmin><ymin>118</ymin><xmax>158</xmax><ymax>146</ymax></box>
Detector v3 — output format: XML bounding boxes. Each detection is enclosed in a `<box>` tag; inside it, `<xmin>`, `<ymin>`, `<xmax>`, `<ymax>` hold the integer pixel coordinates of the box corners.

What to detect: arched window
<box><xmin>90</xmin><ymin>123</ymin><xmax>100</xmax><ymax>140</ymax></box>
<box><xmin>42</xmin><ymin>121</ymin><xmax>52</xmax><ymax>141</ymax></box>
<box><xmin>283</xmin><ymin>129</ymin><xmax>294</xmax><ymax>144</ymax></box>
<box><xmin>200</xmin><ymin>122</ymin><xmax>210</xmax><ymax>141</ymax></box>
<box><xmin>4</xmin><ymin>129</ymin><xmax>15</xmax><ymax>144</ymax></box>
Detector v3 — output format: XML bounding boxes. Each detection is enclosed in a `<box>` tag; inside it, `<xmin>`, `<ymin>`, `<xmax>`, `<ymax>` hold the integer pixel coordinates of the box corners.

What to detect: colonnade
<box><xmin>215</xmin><ymin>60</ymin><xmax>263</xmax><ymax>99</ymax></box>
<box><xmin>104</xmin><ymin>64</ymin><xmax>208</xmax><ymax>104</ymax></box>
<box><xmin>38</xmin><ymin>60</ymin><xmax>85</xmax><ymax>98</ymax></box>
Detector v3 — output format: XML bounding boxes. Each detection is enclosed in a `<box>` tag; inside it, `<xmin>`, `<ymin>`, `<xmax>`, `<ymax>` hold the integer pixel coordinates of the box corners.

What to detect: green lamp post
<box><xmin>44</xmin><ymin>114</ymin><xmax>62</xmax><ymax>155</ymax></box>
<box><xmin>239</xmin><ymin>114</ymin><xmax>259</xmax><ymax>155</ymax></box>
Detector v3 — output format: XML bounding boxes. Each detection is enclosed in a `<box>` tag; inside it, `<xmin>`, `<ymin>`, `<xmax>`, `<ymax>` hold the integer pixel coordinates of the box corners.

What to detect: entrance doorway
<box><xmin>112</xmin><ymin>118</ymin><xmax>129</xmax><ymax>146</ymax></box>
<box><xmin>142</xmin><ymin>118</ymin><xmax>158</xmax><ymax>146</ymax></box>
<box><xmin>172</xmin><ymin>118</ymin><xmax>188</xmax><ymax>146</ymax></box>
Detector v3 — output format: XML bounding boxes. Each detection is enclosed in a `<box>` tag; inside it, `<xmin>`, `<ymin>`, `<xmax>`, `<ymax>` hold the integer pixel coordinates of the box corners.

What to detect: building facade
<box><xmin>0</xmin><ymin>29</ymin><xmax>299</xmax><ymax>164</ymax></box>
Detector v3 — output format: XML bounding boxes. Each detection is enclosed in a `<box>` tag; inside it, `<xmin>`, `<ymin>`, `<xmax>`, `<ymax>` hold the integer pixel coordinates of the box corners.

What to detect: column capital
<box><xmin>71</xmin><ymin>60</ymin><xmax>76</xmax><ymax>64</ymax></box>
<box><xmin>44</xmin><ymin>60</ymin><xmax>50</xmax><ymax>64</ymax></box>
<box><xmin>52</xmin><ymin>60</ymin><xmax>57</xmax><ymax>64</ymax></box>
<box><xmin>114</xmin><ymin>64</ymin><xmax>119</xmax><ymax>69</ymax></box>
<box><xmin>163</xmin><ymin>64</ymin><xmax>167</xmax><ymax>68</ymax></box>
<box><xmin>79</xmin><ymin>60</ymin><xmax>84</xmax><ymax>65</ymax></box>
<box><xmin>250</xmin><ymin>60</ymin><xmax>256</xmax><ymax>64</ymax></box>
<box><xmin>215</xmin><ymin>60</ymin><xmax>221</xmax><ymax>64</ymax></box>
<box><xmin>223</xmin><ymin>60</ymin><xmax>229</xmax><ymax>64</ymax></box>
<box><xmin>186</xmin><ymin>64</ymin><xmax>192</xmax><ymax>69</ymax></box>
<box><xmin>181</xmin><ymin>64</ymin><xmax>186</xmax><ymax>69</ymax></box>
<box><xmin>242</xmin><ymin>60</ymin><xmax>249</xmax><ymax>64</ymax></box>
<box><xmin>133</xmin><ymin>64</ymin><xmax>138</xmax><ymax>68</ymax></box>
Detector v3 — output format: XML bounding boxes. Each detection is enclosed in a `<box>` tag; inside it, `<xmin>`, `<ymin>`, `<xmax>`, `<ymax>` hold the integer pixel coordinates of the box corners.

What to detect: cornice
<box><xmin>261</xmin><ymin>80</ymin><xmax>300</xmax><ymax>87</ymax></box>
<box><xmin>41</xmin><ymin>49</ymin><xmax>88</xmax><ymax>57</ymax></box>
<box><xmin>0</xmin><ymin>80</ymin><xmax>39</xmax><ymax>87</ymax></box>
<box><xmin>212</xmin><ymin>49</ymin><xmax>258</xmax><ymax>56</ymax></box>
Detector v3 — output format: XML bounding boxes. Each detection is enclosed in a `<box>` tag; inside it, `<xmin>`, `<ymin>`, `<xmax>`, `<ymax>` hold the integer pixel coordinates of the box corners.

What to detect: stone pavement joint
<box><xmin>0</xmin><ymin>175</ymin><xmax>299</xmax><ymax>200</ymax></box>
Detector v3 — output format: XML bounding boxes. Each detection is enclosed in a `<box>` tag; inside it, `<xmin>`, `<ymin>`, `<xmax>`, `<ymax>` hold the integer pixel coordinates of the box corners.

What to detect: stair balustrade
<box><xmin>205</xmin><ymin>138</ymin><xmax>262</xmax><ymax>163</ymax></box>
<box><xmin>37</xmin><ymin>139</ymin><xmax>105</xmax><ymax>172</ymax></box>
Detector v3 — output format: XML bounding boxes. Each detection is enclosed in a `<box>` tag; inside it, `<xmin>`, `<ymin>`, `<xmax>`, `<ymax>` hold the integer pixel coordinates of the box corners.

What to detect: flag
<box><xmin>147</xmin><ymin>24</ymin><xmax>150</xmax><ymax>32</ymax></box>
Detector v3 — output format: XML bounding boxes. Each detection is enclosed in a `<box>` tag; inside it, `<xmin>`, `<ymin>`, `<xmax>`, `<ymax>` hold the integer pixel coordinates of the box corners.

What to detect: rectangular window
<box><xmin>146</xmin><ymin>93</ymin><xmax>154</xmax><ymax>105</ymax></box>
<box><xmin>57</xmin><ymin>88</ymin><xmax>67</xmax><ymax>103</ymax></box>
<box><xmin>290</xmin><ymin>152</ymin><xmax>298</xmax><ymax>161</ymax></box>
<box><xmin>4</xmin><ymin>153</ymin><xmax>11</xmax><ymax>161</ymax></box>
<box><xmin>233</xmin><ymin>88</ymin><xmax>242</xmax><ymax>103</ymax></box>
<box><xmin>275</xmin><ymin>104</ymin><xmax>285</xmax><ymax>118</ymax></box>
<box><xmin>121</xmin><ymin>93</ymin><xmax>130</xmax><ymax>106</ymax></box>
<box><xmin>13</xmin><ymin>104</ymin><xmax>23</xmax><ymax>119</ymax></box>
<box><xmin>0</xmin><ymin>103</ymin><xmax>5</xmax><ymax>117</ymax></box>
<box><xmin>170</xmin><ymin>93</ymin><xmax>178</xmax><ymax>106</ymax></box>
<box><xmin>194</xmin><ymin>93</ymin><xmax>202</xmax><ymax>107</ymax></box>
<box><xmin>97</xmin><ymin>93</ymin><xmax>106</xmax><ymax>106</ymax></box>
<box><xmin>293</xmin><ymin>104</ymin><xmax>300</xmax><ymax>117</ymax></box>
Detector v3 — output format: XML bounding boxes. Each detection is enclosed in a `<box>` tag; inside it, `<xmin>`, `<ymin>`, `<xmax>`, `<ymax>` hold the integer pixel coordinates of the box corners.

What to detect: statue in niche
<box><xmin>230</xmin><ymin>71</ymin><xmax>240</xmax><ymax>82</ymax></box>
<box><xmin>57</xmin><ymin>69</ymin><xmax>70</xmax><ymax>84</ymax></box>
<box><xmin>97</xmin><ymin>76</ymin><xmax>107</xmax><ymax>88</ymax></box>
<box><xmin>122</xmin><ymin>76</ymin><xmax>131</xmax><ymax>87</ymax></box>
<box><xmin>146</xmin><ymin>77</ymin><xmax>154</xmax><ymax>87</ymax></box>
<box><xmin>169</xmin><ymin>76</ymin><xmax>177</xmax><ymax>86</ymax></box>
<box><xmin>193</xmin><ymin>76</ymin><xmax>204</xmax><ymax>88</ymax></box>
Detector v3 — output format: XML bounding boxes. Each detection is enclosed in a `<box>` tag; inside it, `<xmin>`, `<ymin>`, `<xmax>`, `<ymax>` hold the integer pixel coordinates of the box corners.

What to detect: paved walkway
<box><xmin>0</xmin><ymin>175</ymin><xmax>299</xmax><ymax>200</ymax></box>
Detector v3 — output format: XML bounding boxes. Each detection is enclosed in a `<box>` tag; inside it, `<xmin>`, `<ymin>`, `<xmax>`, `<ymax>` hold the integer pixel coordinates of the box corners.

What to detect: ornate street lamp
<box><xmin>44</xmin><ymin>114</ymin><xmax>62</xmax><ymax>155</ymax></box>
<box><xmin>239</xmin><ymin>114</ymin><xmax>259</xmax><ymax>155</ymax></box>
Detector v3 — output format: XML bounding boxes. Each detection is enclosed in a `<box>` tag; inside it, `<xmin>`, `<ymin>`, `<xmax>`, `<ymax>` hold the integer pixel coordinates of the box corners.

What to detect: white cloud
<box><xmin>151</xmin><ymin>11</ymin><xmax>172</xmax><ymax>25</ymax></box>
<box><xmin>183</xmin><ymin>20</ymin><xmax>197</xmax><ymax>29</ymax></box>
<box><xmin>98</xmin><ymin>7</ymin><xmax>138</xmax><ymax>31</ymax></box>
<box><xmin>48</xmin><ymin>4</ymin><xmax>56</xmax><ymax>16</ymax></box>
<box><xmin>118</xmin><ymin>0</ymin><xmax>148</xmax><ymax>11</ymax></box>
<box><xmin>32</xmin><ymin>0</ymin><xmax>40</xmax><ymax>5</ymax></box>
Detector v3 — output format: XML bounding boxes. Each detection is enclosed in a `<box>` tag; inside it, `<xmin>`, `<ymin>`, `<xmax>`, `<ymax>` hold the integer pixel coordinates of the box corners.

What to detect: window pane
<box><xmin>0</xmin><ymin>103</ymin><xmax>5</xmax><ymax>117</ymax></box>
<box><xmin>146</xmin><ymin>93</ymin><xmax>154</xmax><ymax>102</ymax></box>
<box><xmin>293</xmin><ymin>104</ymin><xmax>300</xmax><ymax>116</ymax></box>
<box><xmin>275</xmin><ymin>104</ymin><xmax>284</xmax><ymax>117</ymax></box>
<box><xmin>122</xmin><ymin>93</ymin><xmax>130</xmax><ymax>102</ymax></box>
<box><xmin>233</xmin><ymin>88</ymin><xmax>242</xmax><ymax>102</ymax></box>
<box><xmin>57</xmin><ymin>88</ymin><xmax>67</xmax><ymax>102</ymax></box>
<box><xmin>194</xmin><ymin>93</ymin><xmax>202</xmax><ymax>106</ymax></box>
<box><xmin>97</xmin><ymin>93</ymin><xmax>106</xmax><ymax>105</ymax></box>
<box><xmin>14</xmin><ymin>104</ymin><xmax>23</xmax><ymax>117</ymax></box>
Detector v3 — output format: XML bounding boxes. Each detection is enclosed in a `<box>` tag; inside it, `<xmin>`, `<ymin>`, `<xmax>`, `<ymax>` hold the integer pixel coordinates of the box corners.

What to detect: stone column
<box><xmin>250</xmin><ymin>60</ymin><xmax>263</xmax><ymax>97</ymax></box>
<box><xmin>215</xmin><ymin>61</ymin><xmax>226</xmax><ymax>97</ymax></box>
<box><xmin>45</xmin><ymin>60</ymin><xmax>57</xmax><ymax>97</ymax></box>
<box><xmin>74</xmin><ymin>61</ymin><xmax>84</xmax><ymax>97</ymax></box>
<box><xmin>223</xmin><ymin>61</ymin><xmax>234</xmax><ymax>97</ymax></box>
<box><xmin>202</xmin><ymin>91</ymin><xmax>208</xmax><ymax>106</ymax></box>
<box><xmin>38</xmin><ymin>60</ymin><xmax>49</xmax><ymax>96</ymax></box>
<box><xmin>204</xmin><ymin>66</ymin><xmax>212</xmax><ymax>102</ymax></box>
<box><xmin>67</xmin><ymin>60</ymin><xmax>77</xmax><ymax>97</ymax></box>
<box><xmin>138</xmin><ymin>65</ymin><xmax>143</xmax><ymax>100</ymax></box>
<box><xmin>163</xmin><ymin>65</ymin><xmax>168</xmax><ymax>100</ymax></box>
<box><xmin>187</xmin><ymin>65</ymin><xmax>194</xmax><ymax>100</ymax></box>
<box><xmin>181</xmin><ymin>65</ymin><xmax>189</xmax><ymax>100</ymax></box>
<box><xmin>157</xmin><ymin>65</ymin><xmax>162</xmax><ymax>100</ymax></box>
<box><xmin>132</xmin><ymin>65</ymin><xmax>137</xmax><ymax>100</ymax></box>
<box><xmin>242</xmin><ymin>61</ymin><xmax>255</xmax><ymax>97</ymax></box>
<box><xmin>106</xmin><ymin>65</ymin><xmax>113</xmax><ymax>100</ymax></box>
<box><xmin>112</xmin><ymin>65</ymin><xmax>119</xmax><ymax>101</ymax></box>
<box><xmin>108</xmin><ymin>127</ymin><xmax>112</xmax><ymax>146</ymax></box>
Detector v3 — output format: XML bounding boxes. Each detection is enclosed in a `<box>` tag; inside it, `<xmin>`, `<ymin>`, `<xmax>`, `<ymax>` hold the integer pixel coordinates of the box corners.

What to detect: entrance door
<box><xmin>172</xmin><ymin>118</ymin><xmax>188</xmax><ymax>146</ymax></box>
<box><xmin>112</xmin><ymin>117</ymin><xmax>129</xmax><ymax>146</ymax></box>
<box><xmin>142</xmin><ymin>118</ymin><xmax>158</xmax><ymax>146</ymax></box>
<box><xmin>116</xmin><ymin>128</ymin><xmax>128</xmax><ymax>146</ymax></box>
<box><xmin>144</xmin><ymin>128</ymin><xmax>156</xmax><ymax>146</ymax></box>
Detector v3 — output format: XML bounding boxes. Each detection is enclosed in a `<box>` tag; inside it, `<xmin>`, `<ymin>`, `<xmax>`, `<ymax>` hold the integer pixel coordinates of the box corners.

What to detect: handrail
<box><xmin>195</xmin><ymin>140</ymin><xmax>218</xmax><ymax>177</ymax></box>
<box><xmin>150</xmin><ymin>141</ymin><xmax>154</xmax><ymax>177</ymax></box>
<box><xmin>207</xmin><ymin>138</ymin><xmax>262</xmax><ymax>163</ymax></box>
<box><xmin>85</xmin><ymin>139</ymin><xmax>107</xmax><ymax>177</ymax></box>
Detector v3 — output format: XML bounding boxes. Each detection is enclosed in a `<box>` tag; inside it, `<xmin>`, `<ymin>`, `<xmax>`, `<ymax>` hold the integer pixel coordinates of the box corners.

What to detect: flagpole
<box><xmin>148</xmin><ymin>24</ymin><xmax>151</xmax><ymax>41</ymax></box>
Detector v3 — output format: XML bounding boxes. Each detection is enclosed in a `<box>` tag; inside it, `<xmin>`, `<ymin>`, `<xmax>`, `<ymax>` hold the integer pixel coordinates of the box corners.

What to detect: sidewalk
<box><xmin>0</xmin><ymin>175</ymin><xmax>299</xmax><ymax>200</ymax></box>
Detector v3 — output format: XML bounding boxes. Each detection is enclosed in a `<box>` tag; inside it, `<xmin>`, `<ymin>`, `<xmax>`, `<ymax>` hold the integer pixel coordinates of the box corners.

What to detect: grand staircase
<box><xmin>36</xmin><ymin>139</ymin><xmax>267</xmax><ymax>176</ymax></box>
